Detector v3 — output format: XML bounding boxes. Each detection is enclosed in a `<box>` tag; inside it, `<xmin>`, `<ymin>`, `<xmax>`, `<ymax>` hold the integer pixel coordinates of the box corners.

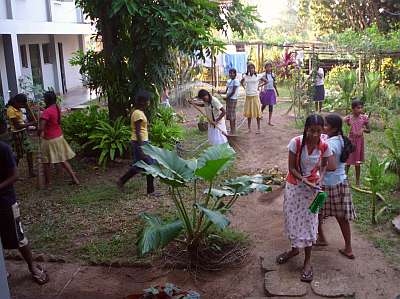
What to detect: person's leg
<box><xmin>146</xmin><ymin>175</ymin><xmax>155</xmax><ymax>194</ymax></box>
<box><xmin>43</xmin><ymin>163</ymin><xmax>51</xmax><ymax>186</ymax></box>
<box><xmin>230</xmin><ymin>119</ymin><xmax>236</xmax><ymax>135</ymax></box>
<box><xmin>268</xmin><ymin>105</ymin><xmax>274</xmax><ymax>125</ymax></box>
<box><xmin>61</xmin><ymin>161</ymin><xmax>80</xmax><ymax>185</ymax></box>
<box><xmin>117</xmin><ymin>166</ymin><xmax>140</xmax><ymax>190</ymax></box>
<box><xmin>18</xmin><ymin>245</ymin><xmax>48</xmax><ymax>284</ymax></box>
<box><xmin>315</xmin><ymin>101</ymin><xmax>318</xmax><ymax>112</ymax></box>
<box><xmin>247</xmin><ymin>118</ymin><xmax>251</xmax><ymax>132</ymax></box>
<box><xmin>303</xmin><ymin>246</ymin><xmax>312</xmax><ymax>272</ymax></box>
<box><xmin>261</xmin><ymin>104</ymin><xmax>267</xmax><ymax>113</ymax></box>
<box><xmin>336</xmin><ymin>217</ymin><xmax>353</xmax><ymax>256</ymax></box>
<box><xmin>316</xmin><ymin>216</ymin><xmax>328</xmax><ymax>245</ymax></box>
<box><xmin>355</xmin><ymin>165</ymin><xmax>361</xmax><ymax>186</ymax></box>
<box><xmin>256</xmin><ymin>117</ymin><xmax>261</xmax><ymax>132</ymax></box>
<box><xmin>27</xmin><ymin>152</ymin><xmax>35</xmax><ymax>177</ymax></box>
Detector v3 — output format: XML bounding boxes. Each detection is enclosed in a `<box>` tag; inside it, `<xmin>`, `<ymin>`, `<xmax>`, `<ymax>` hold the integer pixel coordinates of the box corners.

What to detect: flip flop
<box><xmin>315</xmin><ymin>240</ymin><xmax>328</xmax><ymax>247</ymax></box>
<box><xmin>31</xmin><ymin>265</ymin><xmax>49</xmax><ymax>285</ymax></box>
<box><xmin>338</xmin><ymin>249</ymin><xmax>355</xmax><ymax>260</ymax></box>
<box><xmin>276</xmin><ymin>251</ymin><xmax>299</xmax><ymax>265</ymax></box>
<box><xmin>300</xmin><ymin>267</ymin><xmax>313</xmax><ymax>282</ymax></box>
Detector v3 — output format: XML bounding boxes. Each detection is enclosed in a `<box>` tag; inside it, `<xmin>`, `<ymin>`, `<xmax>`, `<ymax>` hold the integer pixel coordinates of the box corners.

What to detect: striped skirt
<box><xmin>321</xmin><ymin>180</ymin><xmax>356</xmax><ymax>220</ymax></box>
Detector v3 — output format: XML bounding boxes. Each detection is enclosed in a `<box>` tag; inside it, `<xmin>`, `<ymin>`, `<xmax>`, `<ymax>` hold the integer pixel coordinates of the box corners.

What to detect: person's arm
<box><xmin>10</xmin><ymin>118</ymin><xmax>32</xmax><ymax>130</ymax></box>
<box><xmin>326</xmin><ymin>154</ymin><xmax>337</xmax><ymax>171</ymax></box>
<box><xmin>218</xmin><ymin>86</ymin><xmax>228</xmax><ymax>95</ymax></box>
<box><xmin>240</xmin><ymin>77</ymin><xmax>245</xmax><ymax>88</ymax></box>
<box><xmin>318</xmin><ymin>156</ymin><xmax>329</xmax><ymax>185</ymax></box>
<box><xmin>226</xmin><ymin>86</ymin><xmax>237</xmax><ymax>99</ymax></box>
<box><xmin>214</xmin><ymin>107</ymin><xmax>226</xmax><ymax>123</ymax></box>
<box><xmin>363</xmin><ymin>122</ymin><xmax>371</xmax><ymax>134</ymax></box>
<box><xmin>38</xmin><ymin>119</ymin><xmax>46</xmax><ymax>138</ymax></box>
<box><xmin>273</xmin><ymin>81</ymin><xmax>279</xmax><ymax>97</ymax></box>
<box><xmin>288</xmin><ymin>151</ymin><xmax>315</xmax><ymax>188</ymax></box>
<box><xmin>134</xmin><ymin>120</ymin><xmax>146</xmax><ymax>159</ymax></box>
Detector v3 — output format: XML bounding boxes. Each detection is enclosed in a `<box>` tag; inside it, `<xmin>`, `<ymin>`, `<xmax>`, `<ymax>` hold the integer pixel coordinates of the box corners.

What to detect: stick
<box><xmin>36</xmin><ymin>109</ymin><xmax>45</xmax><ymax>189</ymax></box>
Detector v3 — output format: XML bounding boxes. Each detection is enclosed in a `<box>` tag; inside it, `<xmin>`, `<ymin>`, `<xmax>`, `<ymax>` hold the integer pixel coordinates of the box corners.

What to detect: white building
<box><xmin>0</xmin><ymin>0</ymin><xmax>92</xmax><ymax>103</ymax></box>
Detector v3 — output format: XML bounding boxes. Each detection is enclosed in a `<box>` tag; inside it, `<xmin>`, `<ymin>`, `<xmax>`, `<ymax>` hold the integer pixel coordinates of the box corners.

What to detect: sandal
<box><xmin>276</xmin><ymin>250</ymin><xmax>299</xmax><ymax>265</ymax></box>
<box><xmin>338</xmin><ymin>249</ymin><xmax>355</xmax><ymax>260</ymax></box>
<box><xmin>300</xmin><ymin>267</ymin><xmax>313</xmax><ymax>282</ymax></box>
<box><xmin>31</xmin><ymin>265</ymin><xmax>49</xmax><ymax>285</ymax></box>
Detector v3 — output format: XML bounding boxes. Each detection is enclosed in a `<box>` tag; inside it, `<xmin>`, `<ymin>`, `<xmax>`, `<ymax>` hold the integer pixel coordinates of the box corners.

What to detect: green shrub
<box><xmin>62</xmin><ymin>105</ymin><xmax>108</xmax><ymax>151</ymax></box>
<box><xmin>149</xmin><ymin>106</ymin><xmax>184</xmax><ymax>150</ymax></box>
<box><xmin>325</xmin><ymin>65</ymin><xmax>352</xmax><ymax>90</ymax></box>
<box><xmin>88</xmin><ymin>117</ymin><xmax>131</xmax><ymax>166</ymax></box>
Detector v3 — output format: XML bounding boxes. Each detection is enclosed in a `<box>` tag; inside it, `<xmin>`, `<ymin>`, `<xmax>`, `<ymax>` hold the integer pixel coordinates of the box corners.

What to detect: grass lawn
<box><xmin>12</xmin><ymin>124</ymin><xmax>246</xmax><ymax>265</ymax></box>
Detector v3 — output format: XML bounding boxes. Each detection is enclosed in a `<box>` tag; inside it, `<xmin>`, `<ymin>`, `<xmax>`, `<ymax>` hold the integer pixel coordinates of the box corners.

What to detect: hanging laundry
<box><xmin>224</xmin><ymin>53</ymin><xmax>248</xmax><ymax>75</ymax></box>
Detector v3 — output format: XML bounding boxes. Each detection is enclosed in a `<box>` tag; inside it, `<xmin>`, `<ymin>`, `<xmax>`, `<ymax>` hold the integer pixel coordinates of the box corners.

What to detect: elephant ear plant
<box><xmin>136</xmin><ymin>143</ymin><xmax>271</xmax><ymax>259</ymax></box>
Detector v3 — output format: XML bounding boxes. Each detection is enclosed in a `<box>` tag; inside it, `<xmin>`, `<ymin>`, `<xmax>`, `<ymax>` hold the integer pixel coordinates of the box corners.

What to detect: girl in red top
<box><xmin>276</xmin><ymin>114</ymin><xmax>332</xmax><ymax>283</ymax></box>
<box><xmin>39</xmin><ymin>91</ymin><xmax>79</xmax><ymax>186</ymax></box>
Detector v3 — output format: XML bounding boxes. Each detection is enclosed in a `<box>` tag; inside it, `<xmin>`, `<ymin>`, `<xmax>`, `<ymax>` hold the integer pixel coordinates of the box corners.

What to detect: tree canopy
<box><xmin>299</xmin><ymin>0</ymin><xmax>400</xmax><ymax>34</ymax></box>
<box><xmin>74</xmin><ymin>0</ymin><xmax>259</xmax><ymax>119</ymax></box>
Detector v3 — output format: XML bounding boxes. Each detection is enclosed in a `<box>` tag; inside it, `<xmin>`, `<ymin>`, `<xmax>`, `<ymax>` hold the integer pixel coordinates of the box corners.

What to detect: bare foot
<box><xmin>268</xmin><ymin>122</ymin><xmax>274</xmax><ymax>126</ymax></box>
<box><xmin>116</xmin><ymin>180</ymin><xmax>125</xmax><ymax>192</ymax></box>
<box><xmin>255</xmin><ymin>129</ymin><xmax>261</xmax><ymax>134</ymax></box>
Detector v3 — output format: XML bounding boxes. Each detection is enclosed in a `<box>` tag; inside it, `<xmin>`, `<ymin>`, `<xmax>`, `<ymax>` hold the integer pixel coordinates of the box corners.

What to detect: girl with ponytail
<box><xmin>277</xmin><ymin>114</ymin><xmax>333</xmax><ymax>283</ymax></box>
<box><xmin>317</xmin><ymin>113</ymin><xmax>356</xmax><ymax>259</ymax></box>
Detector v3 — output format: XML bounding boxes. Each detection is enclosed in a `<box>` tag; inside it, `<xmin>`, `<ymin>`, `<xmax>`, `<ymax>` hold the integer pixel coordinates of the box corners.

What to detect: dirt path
<box><xmin>7</xmin><ymin>110</ymin><xmax>400</xmax><ymax>298</ymax></box>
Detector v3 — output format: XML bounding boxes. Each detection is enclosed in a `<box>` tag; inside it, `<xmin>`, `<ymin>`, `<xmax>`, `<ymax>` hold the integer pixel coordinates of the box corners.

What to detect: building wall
<box><xmin>55</xmin><ymin>34</ymin><xmax>82</xmax><ymax>90</ymax></box>
<box><xmin>52</xmin><ymin>1</ymin><xmax>79</xmax><ymax>23</ymax></box>
<box><xmin>18</xmin><ymin>35</ymin><xmax>55</xmax><ymax>91</ymax></box>
<box><xmin>0</xmin><ymin>37</ymin><xmax>10</xmax><ymax>102</ymax></box>
<box><xmin>14</xmin><ymin>0</ymin><xmax>48</xmax><ymax>22</ymax></box>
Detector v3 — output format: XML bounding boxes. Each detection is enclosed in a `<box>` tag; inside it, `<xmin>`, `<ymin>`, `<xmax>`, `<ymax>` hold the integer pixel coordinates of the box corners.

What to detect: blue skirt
<box><xmin>260</xmin><ymin>89</ymin><xmax>277</xmax><ymax>106</ymax></box>
<box><xmin>314</xmin><ymin>85</ymin><xmax>325</xmax><ymax>102</ymax></box>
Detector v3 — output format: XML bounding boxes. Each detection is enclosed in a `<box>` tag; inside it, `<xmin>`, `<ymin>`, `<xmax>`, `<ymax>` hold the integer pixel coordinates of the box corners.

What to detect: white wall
<box><xmin>0</xmin><ymin>37</ymin><xmax>10</xmax><ymax>102</ymax></box>
<box><xmin>14</xmin><ymin>0</ymin><xmax>48</xmax><ymax>22</ymax></box>
<box><xmin>52</xmin><ymin>1</ymin><xmax>78</xmax><ymax>23</ymax></box>
<box><xmin>18</xmin><ymin>35</ymin><xmax>55</xmax><ymax>91</ymax></box>
<box><xmin>0</xmin><ymin>0</ymin><xmax>7</xmax><ymax>20</ymax></box>
<box><xmin>55</xmin><ymin>34</ymin><xmax>82</xmax><ymax>90</ymax></box>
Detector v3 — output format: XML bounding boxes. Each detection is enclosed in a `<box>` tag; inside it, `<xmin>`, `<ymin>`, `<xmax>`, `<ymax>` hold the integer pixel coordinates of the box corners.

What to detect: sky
<box><xmin>245</xmin><ymin>0</ymin><xmax>289</xmax><ymax>27</ymax></box>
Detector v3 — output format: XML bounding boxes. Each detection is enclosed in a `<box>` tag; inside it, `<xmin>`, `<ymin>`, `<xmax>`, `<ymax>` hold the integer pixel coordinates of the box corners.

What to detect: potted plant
<box><xmin>197</xmin><ymin>114</ymin><xmax>208</xmax><ymax>132</ymax></box>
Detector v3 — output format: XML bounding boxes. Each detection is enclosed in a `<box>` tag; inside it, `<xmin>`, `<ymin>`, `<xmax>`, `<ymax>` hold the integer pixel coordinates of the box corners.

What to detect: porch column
<box><xmin>50</xmin><ymin>35</ymin><xmax>61</xmax><ymax>94</ymax></box>
<box><xmin>5</xmin><ymin>0</ymin><xmax>15</xmax><ymax>19</ymax></box>
<box><xmin>2</xmin><ymin>34</ymin><xmax>22</xmax><ymax>97</ymax></box>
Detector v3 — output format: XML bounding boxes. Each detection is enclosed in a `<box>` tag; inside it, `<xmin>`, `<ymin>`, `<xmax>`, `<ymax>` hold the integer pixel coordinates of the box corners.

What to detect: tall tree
<box><xmin>74</xmin><ymin>0</ymin><xmax>259</xmax><ymax>119</ymax></box>
<box><xmin>299</xmin><ymin>0</ymin><xmax>399</xmax><ymax>35</ymax></box>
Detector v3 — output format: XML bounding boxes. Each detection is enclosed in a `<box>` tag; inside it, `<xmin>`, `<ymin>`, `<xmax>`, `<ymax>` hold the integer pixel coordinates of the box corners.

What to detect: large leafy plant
<box><xmin>337</xmin><ymin>69</ymin><xmax>356</xmax><ymax>113</ymax></box>
<box><xmin>136</xmin><ymin>144</ymin><xmax>271</xmax><ymax>256</ymax></box>
<box><xmin>381</xmin><ymin>119</ymin><xmax>400</xmax><ymax>185</ymax></box>
<box><xmin>87</xmin><ymin>117</ymin><xmax>131</xmax><ymax>166</ymax></box>
<box><xmin>365</xmin><ymin>155</ymin><xmax>388</xmax><ymax>224</ymax></box>
<box><xmin>363</xmin><ymin>72</ymin><xmax>380</xmax><ymax>105</ymax></box>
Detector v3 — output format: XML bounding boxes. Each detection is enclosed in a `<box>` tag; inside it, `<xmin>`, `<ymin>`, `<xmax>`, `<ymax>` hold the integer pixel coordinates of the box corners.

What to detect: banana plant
<box><xmin>381</xmin><ymin>119</ymin><xmax>400</xmax><ymax>185</ymax></box>
<box><xmin>365</xmin><ymin>155</ymin><xmax>387</xmax><ymax>224</ymax></box>
<box><xmin>363</xmin><ymin>72</ymin><xmax>380</xmax><ymax>105</ymax></box>
<box><xmin>337</xmin><ymin>69</ymin><xmax>356</xmax><ymax>113</ymax></box>
<box><xmin>135</xmin><ymin>143</ymin><xmax>271</xmax><ymax>256</ymax></box>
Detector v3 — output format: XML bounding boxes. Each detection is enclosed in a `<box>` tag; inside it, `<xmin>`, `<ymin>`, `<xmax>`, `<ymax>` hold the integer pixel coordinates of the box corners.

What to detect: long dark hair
<box><xmin>134</xmin><ymin>90</ymin><xmax>151</xmax><ymax>110</ymax></box>
<box><xmin>43</xmin><ymin>91</ymin><xmax>61</xmax><ymax>125</ymax></box>
<box><xmin>245</xmin><ymin>63</ymin><xmax>257</xmax><ymax>76</ymax></box>
<box><xmin>8</xmin><ymin>93</ymin><xmax>27</xmax><ymax>108</ymax></box>
<box><xmin>299</xmin><ymin>114</ymin><xmax>325</xmax><ymax>175</ymax></box>
<box><xmin>325</xmin><ymin>113</ymin><xmax>355</xmax><ymax>162</ymax></box>
<box><xmin>197</xmin><ymin>89</ymin><xmax>211</xmax><ymax>101</ymax></box>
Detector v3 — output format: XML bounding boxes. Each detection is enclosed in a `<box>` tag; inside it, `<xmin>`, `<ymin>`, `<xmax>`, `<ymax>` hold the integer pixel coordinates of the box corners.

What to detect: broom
<box><xmin>187</xmin><ymin>99</ymin><xmax>243</xmax><ymax>153</ymax></box>
<box><xmin>31</xmin><ymin>106</ymin><xmax>45</xmax><ymax>189</ymax></box>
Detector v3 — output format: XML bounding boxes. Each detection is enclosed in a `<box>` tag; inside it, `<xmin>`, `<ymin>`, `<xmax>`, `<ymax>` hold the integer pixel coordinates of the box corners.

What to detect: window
<box><xmin>42</xmin><ymin>44</ymin><xmax>52</xmax><ymax>64</ymax></box>
<box><xmin>20</xmin><ymin>45</ymin><xmax>28</xmax><ymax>68</ymax></box>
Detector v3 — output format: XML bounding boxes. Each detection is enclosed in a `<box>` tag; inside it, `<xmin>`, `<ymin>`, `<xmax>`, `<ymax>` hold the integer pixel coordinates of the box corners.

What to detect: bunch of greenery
<box><xmin>381</xmin><ymin>58</ymin><xmax>400</xmax><ymax>86</ymax></box>
<box><xmin>149</xmin><ymin>107</ymin><xmax>184</xmax><ymax>150</ymax></box>
<box><xmin>74</xmin><ymin>0</ymin><xmax>259</xmax><ymax>120</ymax></box>
<box><xmin>381</xmin><ymin>119</ymin><xmax>400</xmax><ymax>185</ymax></box>
<box><xmin>87</xmin><ymin>117</ymin><xmax>131</xmax><ymax>166</ymax></box>
<box><xmin>61</xmin><ymin>105</ymin><xmax>108</xmax><ymax>152</ymax></box>
<box><xmin>136</xmin><ymin>143</ymin><xmax>270</xmax><ymax>258</ymax></box>
<box><xmin>365</xmin><ymin>155</ymin><xmax>388</xmax><ymax>224</ymax></box>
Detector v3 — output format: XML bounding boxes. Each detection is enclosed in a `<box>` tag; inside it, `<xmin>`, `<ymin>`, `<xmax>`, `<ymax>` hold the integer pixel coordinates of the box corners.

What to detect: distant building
<box><xmin>0</xmin><ymin>0</ymin><xmax>92</xmax><ymax>103</ymax></box>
